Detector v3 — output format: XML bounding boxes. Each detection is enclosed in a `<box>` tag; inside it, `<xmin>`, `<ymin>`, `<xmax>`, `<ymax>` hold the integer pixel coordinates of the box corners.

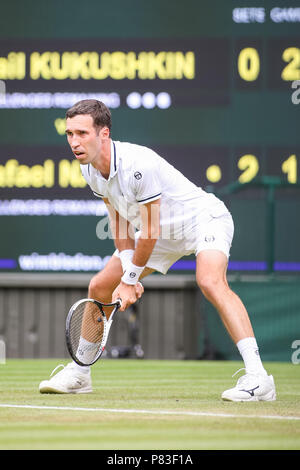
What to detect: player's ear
<box><xmin>99</xmin><ymin>126</ymin><xmax>110</xmax><ymax>139</ymax></box>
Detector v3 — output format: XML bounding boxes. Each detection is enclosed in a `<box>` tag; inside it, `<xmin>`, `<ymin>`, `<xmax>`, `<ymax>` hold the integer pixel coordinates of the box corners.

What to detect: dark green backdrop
<box><xmin>0</xmin><ymin>0</ymin><xmax>299</xmax><ymax>273</ymax></box>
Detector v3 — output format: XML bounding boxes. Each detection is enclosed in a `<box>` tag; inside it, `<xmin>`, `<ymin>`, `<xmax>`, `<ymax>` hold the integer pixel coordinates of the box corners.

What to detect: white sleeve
<box><xmin>132</xmin><ymin>157</ymin><xmax>162</xmax><ymax>205</ymax></box>
<box><xmin>92</xmin><ymin>190</ymin><xmax>104</xmax><ymax>198</ymax></box>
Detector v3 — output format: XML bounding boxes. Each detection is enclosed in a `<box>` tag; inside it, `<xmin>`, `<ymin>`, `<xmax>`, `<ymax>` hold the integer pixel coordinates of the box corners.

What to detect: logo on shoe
<box><xmin>240</xmin><ymin>385</ymin><xmax>259</xmax><ymax>396</ymax></box>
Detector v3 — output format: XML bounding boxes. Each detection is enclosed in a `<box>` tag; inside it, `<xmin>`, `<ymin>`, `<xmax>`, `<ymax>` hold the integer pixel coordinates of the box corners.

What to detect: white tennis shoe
<box><xmin>221</xmin><ymin>370</ymin><xmax>276</xmax><ymax>402</ymax></box>
<box><xmin>39</xmin><ymin>362</ymin><xmax>92</xmax><ymax>394</ymax></box>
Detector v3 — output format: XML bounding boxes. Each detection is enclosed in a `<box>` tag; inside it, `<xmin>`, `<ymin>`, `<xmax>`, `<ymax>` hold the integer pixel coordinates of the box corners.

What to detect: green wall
<box><xmin>199</xmin><ymin>278</ymin><xmax>300</xmax><ymax>362</ymax></box>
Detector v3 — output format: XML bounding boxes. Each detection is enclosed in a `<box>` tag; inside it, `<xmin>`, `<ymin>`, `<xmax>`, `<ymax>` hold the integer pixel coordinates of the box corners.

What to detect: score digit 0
<box><xmin>238</xmin><ymin>46</ymin><xmax>300</xmax><ymax>82</ymax></box>
<box><xmin>238</xmin><ymin>48</ymin><xmax>260</xmax><ymax>82</ymax></box>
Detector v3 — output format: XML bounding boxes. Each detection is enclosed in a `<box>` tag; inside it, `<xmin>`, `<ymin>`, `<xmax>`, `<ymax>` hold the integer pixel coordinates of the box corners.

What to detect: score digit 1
<box><xmin>282</xmin><ymin>154</ymin><xmax>297</xmax><ymax>184</ymax></box>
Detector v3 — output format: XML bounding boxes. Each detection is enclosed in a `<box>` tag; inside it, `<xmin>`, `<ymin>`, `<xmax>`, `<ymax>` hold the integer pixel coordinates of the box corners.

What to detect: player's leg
<box><xmin>88</xmin><ymin>254</ymin><xmax>153</xmax><ymax>318</ymax></box>
<box><xmin>196</xmin><ymin>249</ymin><xmax>255</xmax><ymax>344</ymax></box>
<box><xmin>88</xmin><ymin>253</ymin><xmax>124</xmax><ymax>303</ymax></box>
<box><xmin>39</xmin><ymin>256</ymin><xmax>153</xmax><ymax>394</ymax></box>
<box><xmin>68</xmin><ymin>255</ymin><xmax>151</xmax><ymax>359</ymax></box>
<box><xmin>196</xmin><ymin>249</ymin><xmax>276</xmax><ymax>401</ymax></box>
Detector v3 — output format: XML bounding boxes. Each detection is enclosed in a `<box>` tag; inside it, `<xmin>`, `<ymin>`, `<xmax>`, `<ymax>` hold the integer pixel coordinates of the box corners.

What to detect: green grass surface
<box><xmin>0</xmin><ymin>359</ymin><xmax>299</xmax><ymax>450</ymax></box>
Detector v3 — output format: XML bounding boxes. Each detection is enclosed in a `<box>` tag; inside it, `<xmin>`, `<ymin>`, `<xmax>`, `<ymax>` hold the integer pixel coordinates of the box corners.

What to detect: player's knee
<box><xmin>88</xmin><ymin>272</ymin><xmax>112</xmax><ymax>301</ymax></box>
<box><xmin>197</xmin><ymin>275</ymin><xmax>223</xmax><ymax>301</ymax></box>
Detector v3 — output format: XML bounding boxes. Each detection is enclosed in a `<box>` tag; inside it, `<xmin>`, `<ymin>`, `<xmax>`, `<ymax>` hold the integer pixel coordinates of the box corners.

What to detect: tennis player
<box><xmin>39</xmin><ymin>99</ymin><xmax>276</xmax><ymax>402</ymax></box>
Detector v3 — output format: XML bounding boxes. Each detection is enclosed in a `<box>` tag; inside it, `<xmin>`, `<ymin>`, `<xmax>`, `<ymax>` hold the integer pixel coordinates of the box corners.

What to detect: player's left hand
<box><xmin>112</xmin><ymin>281</ymin><xmax>144</xmax><ymax>311</ymax></box>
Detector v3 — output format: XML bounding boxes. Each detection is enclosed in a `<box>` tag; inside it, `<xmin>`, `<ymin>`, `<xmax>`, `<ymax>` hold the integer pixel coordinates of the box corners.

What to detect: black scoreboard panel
<box><xmin>0</xmin><ymin>0</ymin><xmax>300</xmax><ymax>274</ymax></box>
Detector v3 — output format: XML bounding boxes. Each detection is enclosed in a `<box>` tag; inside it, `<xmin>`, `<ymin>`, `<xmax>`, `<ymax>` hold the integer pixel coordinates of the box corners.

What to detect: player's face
<box><xmin>66</xmin><ymin>114</ymin><xmax>108</xmax><ymax>165</ymax></box>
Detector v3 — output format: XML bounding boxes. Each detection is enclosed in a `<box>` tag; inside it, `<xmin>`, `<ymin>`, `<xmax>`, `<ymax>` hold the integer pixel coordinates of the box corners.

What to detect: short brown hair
<box><xmin>66</xmin><ymin>99</ymin><xmax>112</xmax><ymax>133</ymax></box>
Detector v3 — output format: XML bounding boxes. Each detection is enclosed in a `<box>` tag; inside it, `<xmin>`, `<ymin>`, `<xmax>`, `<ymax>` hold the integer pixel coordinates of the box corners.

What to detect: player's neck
<box><xmin>91</xmin><ymin>138</ymin><xmax>111</xmax><ymax>179</ymax></box>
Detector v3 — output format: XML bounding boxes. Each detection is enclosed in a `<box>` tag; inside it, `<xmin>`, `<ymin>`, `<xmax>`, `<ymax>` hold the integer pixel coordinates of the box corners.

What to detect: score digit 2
<box><xmin>237</xmin><ymin>154</ymin><xmax>259</xmax><ymax>183</ymax></box>
<box><xmin>236</xmin><ymin>153</ymin><xmax>298</xmax><ymax>184</ymax></box>
<box><xmin>237</xmin><ymin>46</ymin><xmax>300</xmax><ymax>83</ymax></box>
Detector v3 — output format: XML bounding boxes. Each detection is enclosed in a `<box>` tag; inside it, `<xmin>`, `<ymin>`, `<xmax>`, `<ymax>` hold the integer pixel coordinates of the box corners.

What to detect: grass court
<box><xmin>0</xmin><ymin>359</ymin><xmax>299</xmax><ymax>450</ymax></box>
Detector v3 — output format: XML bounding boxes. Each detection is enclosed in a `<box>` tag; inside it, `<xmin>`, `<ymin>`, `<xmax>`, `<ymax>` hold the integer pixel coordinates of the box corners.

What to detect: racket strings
<box><xmin>68</xmin><ymin>301</ymin><xmax>107</xmax><ymax>365</ymax></box>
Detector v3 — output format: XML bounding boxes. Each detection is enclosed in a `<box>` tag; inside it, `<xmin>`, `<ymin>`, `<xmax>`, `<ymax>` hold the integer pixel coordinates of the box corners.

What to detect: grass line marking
<box><xmin>0</xmin><ymin>403</ymin><xmax>299</xmax><ymax>421</ymax></box>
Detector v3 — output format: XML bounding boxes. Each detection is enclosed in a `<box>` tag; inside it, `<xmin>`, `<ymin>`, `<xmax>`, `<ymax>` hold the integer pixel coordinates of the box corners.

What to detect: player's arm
<box><xmin>112</xmin><ymin>198</ymin><xmax>160</xmax><ymax>311</ymax></box>
<box><xmin>103</xmin><ymin>197</ymin><xmax>136</xmax><ymax>272</ymax></box>
<box><xmin>132</xmin><ymin>198</ymin><xmax>160</xmax><ymax>267</ymax></box>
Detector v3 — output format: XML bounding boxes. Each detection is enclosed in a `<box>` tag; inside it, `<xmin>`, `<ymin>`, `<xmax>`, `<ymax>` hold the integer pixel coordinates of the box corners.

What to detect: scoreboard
<box><xmin>0</xmin><ymin>0</ymin><xmax>300</xmax><ymax>274</ymax></box>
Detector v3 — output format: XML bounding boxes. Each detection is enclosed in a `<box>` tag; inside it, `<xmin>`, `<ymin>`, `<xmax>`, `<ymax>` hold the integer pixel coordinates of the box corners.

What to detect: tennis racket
<box><xmin>65</xmin><ymin>298</ymin><xmax>122</xmax><ymax>366</ymax></box>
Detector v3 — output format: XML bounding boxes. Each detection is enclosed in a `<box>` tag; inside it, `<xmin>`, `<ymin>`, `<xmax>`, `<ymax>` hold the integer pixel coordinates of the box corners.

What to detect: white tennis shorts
<box><xmin>114</xmin><ymin>204</ymin><xmax>234</xmax><ymax>274</ymax></box>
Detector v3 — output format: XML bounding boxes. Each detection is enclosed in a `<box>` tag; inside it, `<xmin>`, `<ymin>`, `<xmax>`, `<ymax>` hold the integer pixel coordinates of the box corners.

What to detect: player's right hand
<box><xmin>112</xmin><ymin>281</ymin><xmax>144</xmax><ymax>311</ymax></box>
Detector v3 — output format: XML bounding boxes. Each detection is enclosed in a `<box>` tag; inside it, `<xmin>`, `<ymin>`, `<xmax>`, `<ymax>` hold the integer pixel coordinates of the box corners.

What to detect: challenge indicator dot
<box><xmin>206</xmin><ymin>165</ymin><xmax>222</xmax><ymax>183</ymax></box>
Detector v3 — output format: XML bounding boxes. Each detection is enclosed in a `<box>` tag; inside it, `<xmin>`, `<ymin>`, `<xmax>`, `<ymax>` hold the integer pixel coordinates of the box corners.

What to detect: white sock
<box><xmin>74</xmin><ymin>336</ymin><xmax>100</xmax><ymax>373</ymax></box>
<box><xmin>236</xmin><ymin>337</ymin><xmax>267</xmax><ymax>376</ymax></box>
<box><xmin>72</xmin><ymin>361</ymin><xmax>90</xmax><ymax>374</ymax></box>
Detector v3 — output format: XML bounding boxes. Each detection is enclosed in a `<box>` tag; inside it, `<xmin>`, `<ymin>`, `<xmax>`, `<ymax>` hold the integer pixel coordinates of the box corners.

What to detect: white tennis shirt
<box><xmin>80</xmin><ymin>140</ymin><xmax>229</xmax><ymax>240</ymax></box>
